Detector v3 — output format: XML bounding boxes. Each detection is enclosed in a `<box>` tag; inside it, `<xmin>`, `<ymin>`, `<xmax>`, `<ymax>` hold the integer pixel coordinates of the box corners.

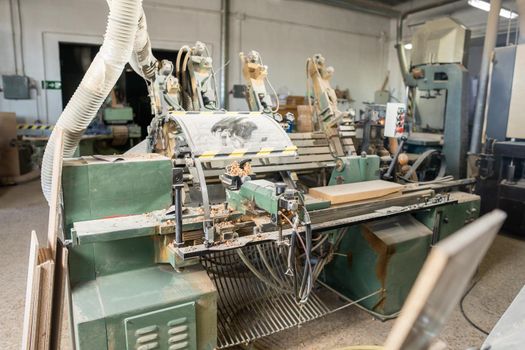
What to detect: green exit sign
<box><xmin>42</xmin><ymin>80</ymin><xmax>62</xmax><ymax>90</ymax></box>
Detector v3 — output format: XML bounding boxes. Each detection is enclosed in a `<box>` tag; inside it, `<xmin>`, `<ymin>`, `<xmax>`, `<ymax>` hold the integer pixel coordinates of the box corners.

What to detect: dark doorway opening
<box><xmin>58</xmin><ymin>42</ymin><xmax>178</xmax><ymax>138</ymax></box>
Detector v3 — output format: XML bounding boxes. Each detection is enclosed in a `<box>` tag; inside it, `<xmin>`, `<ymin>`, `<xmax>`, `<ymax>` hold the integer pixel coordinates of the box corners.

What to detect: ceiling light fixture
<box><xmin>404</xmin><ymin>43</ymin><xmax>413</xmax><ymax>50</ymax></box>
<box><xmin>468</xmin><ymin>0</ymin><xmax>518</xmax><ymax>19</ymax></box>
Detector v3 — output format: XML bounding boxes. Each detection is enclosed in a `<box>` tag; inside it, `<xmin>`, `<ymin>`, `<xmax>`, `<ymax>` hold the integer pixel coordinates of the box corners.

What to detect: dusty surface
<box><xmin>1</xmin><ymin>179</ymin><xmax>524</xmax><ymax>349</ymax></box>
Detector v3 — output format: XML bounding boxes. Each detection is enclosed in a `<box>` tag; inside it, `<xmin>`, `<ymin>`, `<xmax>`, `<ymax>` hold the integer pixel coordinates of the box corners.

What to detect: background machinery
<box><xmin>477</xmin><ymin>43</ymin><xmax>525</xmax><ymax>234</ymax></box>
<box><xmin>399</xmin><ymin>17</ymin><xmax>471</xmax><ymax>180</ymax></box>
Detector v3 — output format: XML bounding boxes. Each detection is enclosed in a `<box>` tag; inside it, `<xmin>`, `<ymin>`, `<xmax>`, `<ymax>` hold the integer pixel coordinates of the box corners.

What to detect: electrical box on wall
<box><xmin>2</xmin><ymin>75</ymin><xmax>31</xmax><ymax>100</ymax></box>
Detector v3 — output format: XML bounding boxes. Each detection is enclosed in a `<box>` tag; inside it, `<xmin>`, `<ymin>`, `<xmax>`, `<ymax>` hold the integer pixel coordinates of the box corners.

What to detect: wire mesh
<box><xmin>201</xmin><ymin>242</ymin><xmax>331</xmax><ymax>349</ymax></box>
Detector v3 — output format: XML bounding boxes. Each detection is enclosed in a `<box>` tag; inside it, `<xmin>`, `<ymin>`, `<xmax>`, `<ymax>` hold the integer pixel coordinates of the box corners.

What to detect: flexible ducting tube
<box><xmin>41</xmin><ymin>0</ymin><xmax>147</xmax><ymax>202</ymax></box>
<box><xmin>129</xmin><ymin>9</ymin><xmax>157</xmax><ymax>80</ymax></box>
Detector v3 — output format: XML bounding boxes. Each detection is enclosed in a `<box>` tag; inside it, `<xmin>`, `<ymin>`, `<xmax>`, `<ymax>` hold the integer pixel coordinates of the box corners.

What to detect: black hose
<box><xmin>288</xmin><ymin>230</ymin><xmax>298</xmax><ymax>298</ymax></box>
<box><xmin>298</xmin><ymin>222</ymin><xmax>313</xmax><ymax>302</ymax></box>
<box><xmin>460</xmin><ymin>275</ymin><xmax>490</xmax><ymax>335</ymax></box>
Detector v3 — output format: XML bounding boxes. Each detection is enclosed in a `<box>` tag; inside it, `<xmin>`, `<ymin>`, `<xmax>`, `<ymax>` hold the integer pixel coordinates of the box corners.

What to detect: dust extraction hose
<box><xmin>41</xmin><ymin>0</ymin><xmax>152</xmax><ymax>202</ymax></box>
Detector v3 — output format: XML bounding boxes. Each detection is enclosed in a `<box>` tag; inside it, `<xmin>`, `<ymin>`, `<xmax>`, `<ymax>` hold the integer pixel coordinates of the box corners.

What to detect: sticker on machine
<box><xmin>384</xmin><ymin>102</ymin><xmax>407</xmax><ymax>138</ymax></box>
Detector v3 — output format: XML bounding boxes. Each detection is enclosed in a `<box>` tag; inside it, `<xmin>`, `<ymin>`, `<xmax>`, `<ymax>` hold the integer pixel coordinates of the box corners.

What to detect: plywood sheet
<box><xmin>309</xmin><ymin>180</ymin><xmax>403</xmax><ymax>204</ymax></box>
<box><xmin>384</xmin><ymin>210</ymin><xmax>506</xmax><ymax>350</ymax></box>
<box><xmin>22</xmin><ymin>231</ymin><xmax>40</xmax><ymax>350</ymax></box>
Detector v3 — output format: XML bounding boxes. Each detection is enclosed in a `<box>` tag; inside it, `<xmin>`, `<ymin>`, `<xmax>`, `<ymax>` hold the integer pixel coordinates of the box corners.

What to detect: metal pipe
<box><xmin>470</xmin><ymin>0</ymin><xmax>502</xmax><ymax>154</ymax></box>
<box><xmin>517</xmin><ymin>0</ymin><xmax>525</xmax><ymax>44</ymax></box>
<box><xmin>220</xmin><ymin>0</ymin><xmax>230</xmax><ymax>109</ymax></box>
<box><xmin>172</xmin><ymin>168</ymin><xmax>184</xmax><ymax>246</ymax></box>
<box><xmin>395</xmin><ymin>0</ymin><xmax>462</xmax><ymax>82</ymax></box>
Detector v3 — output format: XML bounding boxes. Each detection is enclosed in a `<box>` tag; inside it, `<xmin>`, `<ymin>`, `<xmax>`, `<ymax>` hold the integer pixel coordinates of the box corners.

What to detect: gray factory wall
<box><xmin>0</xmin><ymin>0</ymin><xmax>391</xmax><ymax>124</ymax></box>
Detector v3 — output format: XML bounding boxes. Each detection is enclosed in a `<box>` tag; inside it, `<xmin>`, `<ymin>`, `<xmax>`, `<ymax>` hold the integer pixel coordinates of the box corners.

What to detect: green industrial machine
<box><xmin>322</xmin><ymin>194</ymin><xmax>480</xmax><ymax>317</ymax></box>
<box><xmin>63</xmin><ymin>154</ymin><xmax>217</xmax><ymax>349</ymax></box>
<box><xmin>103</xmin><ymin>107</ymin><xmax>134</xmax><ymax>124</ymax></box>
<box><xmin>329</xmin><ymin>154</ymin><xmax>381</xmax><ymax>185</ymax></box>
<box><xmin>401</xmin><ymin>17</ymin><xmax>471</xmax><ymax>179</ymax></box>
<box><xmin>60</xmin><ymin>116</ymin><xmax>480</xmax><ymax>349</ymax></box>
<box><xmin>52</xmin><ymin>13</ymin><xmax>480</xmax><ymax>348</ymax></box>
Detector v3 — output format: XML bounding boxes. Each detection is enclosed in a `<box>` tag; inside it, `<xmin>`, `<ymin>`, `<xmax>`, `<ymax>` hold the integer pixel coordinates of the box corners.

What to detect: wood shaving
<box><xmin>226</xmin><ymin>161</ymin><xmax>252</xmax><ymax>177</ymax></box>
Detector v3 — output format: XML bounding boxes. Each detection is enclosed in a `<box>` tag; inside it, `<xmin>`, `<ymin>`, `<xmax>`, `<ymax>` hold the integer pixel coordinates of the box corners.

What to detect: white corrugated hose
<box><xmin>40</xmin><ymin>0</ymin><xmax>152</xmax><ymax>202</ymax></box>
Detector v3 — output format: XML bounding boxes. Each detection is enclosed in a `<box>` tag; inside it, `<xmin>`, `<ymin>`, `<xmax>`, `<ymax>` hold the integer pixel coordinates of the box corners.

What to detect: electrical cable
<box><xmin>204</xmin><ymin>45</ymin><xmax>220</xmax><ymax>109</ymax></box>
<box><xmin>460</xmin><ymin>273</ymin><xmax>490</xmax><ymax>335</ymax></box>
<box><xmin>16</xmin><ymin>0</ymin><xmax>25</xmax><ymax>75</ymax></box>
<box><xmin>258</xmin><ymin>51</ymin><xmax>280</xmax><ymax>113</ymax></box>
<box><xmin>281</xmin><ymin>211</ymin><xmax>313</xmax><ymax>303</ymax></box>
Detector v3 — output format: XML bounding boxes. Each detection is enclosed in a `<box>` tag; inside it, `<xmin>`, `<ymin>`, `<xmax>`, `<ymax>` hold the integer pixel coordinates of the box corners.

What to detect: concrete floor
<box><xmin>1</xmin><ymin>179</ymin><xmax>524</xmax><ymax>349</ymax></box>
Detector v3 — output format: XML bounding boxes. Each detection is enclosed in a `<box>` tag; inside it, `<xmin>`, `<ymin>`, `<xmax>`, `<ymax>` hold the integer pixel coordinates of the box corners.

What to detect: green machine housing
<box><xmin>329</xmin><ymin>154</ymin><xmax>381</xmax><ymax>185</ymax></box>
<box><xmin>321</xmin><ymin>155</ymin><xmax>479</xmax><ymax>317</ymax></box>
<box><xmin>62</xmin><ymin>154</ymin><xmax>217</xmax><ymax>350</ymax></box>
<box><xmin>226</xmin><ymin>179</ymin><xmax>283</xmax><ymax>217</ymax></box>
<box><xmin>61</xmin><ymin>152</ymin><xmax>480</xmax><ymax>348</ymax></box>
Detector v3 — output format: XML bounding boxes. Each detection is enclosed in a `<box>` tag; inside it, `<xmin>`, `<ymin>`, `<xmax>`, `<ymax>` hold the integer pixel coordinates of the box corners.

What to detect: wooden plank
<box><xmin>50</xmin><ymin>244</ymin><xmax>68</xmax><ymax>350</ymax></box>
<box><xmin>47</xmin><ymin>127</ymin><xmax>65</xmax><ymax>255</ymax></box>
<box><xmin>339</xmin><ymin>131</ymin><xmax>357</xmax><ymax>137</ymax></box>
<box><xmin>309</xmin><ymin>180</ymin><xmax>403</xmax><ymax>204</ymax></box>
<box><xmin>22</xmin><ymin>127</ymin><xmax>64</xmax><ymax>350</ymax></box>
<box><xmin>293</xmin><ymin>139</ymin><xmax>329</xmax><ymax>147</ymax></box>
<box><xmin>288</xmin><ymin>132</ymin><xmax>326</xmax><ymax>140</ymax></box>
<box><xmin>36</xmin><ymin>257</ymin><xmax>55</xmax><ymax>350</ymax></box>
<box><xmin>338</xmin><ymin>125</ymin><xmax>356</xmax><ymax>131</ymax></box>
<box><xmin>341</xmin><ymin>138</ymin><xmax>354</xmax><ymax>145</ymax></box>
<box><xmin>384</xmin><ymin>210</ymin><xmax>506</xmax><ymax>350</ymax></box>
<box><xmin>297</xmin><ymin>146</ymin><xmax>331</xmax><ymax>155</ymax></box>
<box><xmin>22</xmin><ymin>231</ymin><xmax>40</xmax><ymax>350</ymax></box>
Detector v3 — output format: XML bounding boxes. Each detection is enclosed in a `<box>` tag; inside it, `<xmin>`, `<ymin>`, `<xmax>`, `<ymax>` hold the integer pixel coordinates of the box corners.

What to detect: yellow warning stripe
<box><xmin>281</xmin><ymin>145</ymin><xmax>297</xmax><ymax>156</ymax></box>
<box><xmin>17</xmin><ymin>124</ymin><xmax>54</xmax><ymax>130</ymax></box>
<box><xmin>256</xmin><ymin>147</ymin><xmax>274</xmax><ymax>157</ymax></box>
<box><xmin>199</xmin><ymin>151</ymin><xmax>218</xmax><ymax>159</ymax></box>
<box><xmin>229</xmin><ymin>149</ymin><xmax>247</xmax><ymax>157</ymax></box>
<box><xmin>199</xmin><ymin>145</ymin><xmax>295</xmax><ymax>160</ymax></box>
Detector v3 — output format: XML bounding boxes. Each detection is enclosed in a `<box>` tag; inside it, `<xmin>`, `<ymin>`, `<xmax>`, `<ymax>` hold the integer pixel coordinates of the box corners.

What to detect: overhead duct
<box><xmin>41</xmin><ymin>0</ymin><xmax>154</xmax><ymax>202</ymax></box>
<box><xmin>395</xmin><ymin>0</ymin><xmax>462</xmax><ymax>82</ymax></box>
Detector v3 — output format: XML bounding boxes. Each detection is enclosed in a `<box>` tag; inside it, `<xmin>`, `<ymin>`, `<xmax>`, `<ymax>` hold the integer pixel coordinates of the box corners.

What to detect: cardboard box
<box><xmin>0</xmin><ymin>112</ymin><xmax>20</xmax><ymax>177</ymax></box>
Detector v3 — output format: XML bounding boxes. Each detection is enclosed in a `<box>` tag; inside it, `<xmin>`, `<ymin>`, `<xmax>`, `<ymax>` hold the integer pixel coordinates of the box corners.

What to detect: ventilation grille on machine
<box><xmin>125</xmin><ymin>302</ymin><xmax>196</xmax><ymax>350</ymax></box>
<box><xmin>201</xmin><ymin>242</ymin><xmax>334</xmax><ymax>349</ymax></box>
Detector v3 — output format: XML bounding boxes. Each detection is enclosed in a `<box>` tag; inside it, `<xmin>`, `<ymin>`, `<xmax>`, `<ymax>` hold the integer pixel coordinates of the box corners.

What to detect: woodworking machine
<box><xmin>52</xmin><ymin>11</ymin><xmax>480</xmax><ymax>350</ymax></box>
<box><xmin>63</xmin><ymin>110</ymin><xmax>480</xmax><ymax>349</ymax></box>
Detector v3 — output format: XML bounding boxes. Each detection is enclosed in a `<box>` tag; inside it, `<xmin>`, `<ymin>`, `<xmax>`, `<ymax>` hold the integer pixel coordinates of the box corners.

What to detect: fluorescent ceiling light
<box><xmin>468</xmin><ymin>0</ymin><xmax>518</xmax><ymax>19</ymax></box>
<box><xmin>404</xmin><ymin>43</ymin><xmax>413</xmax><ymax>50</ymax></box>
